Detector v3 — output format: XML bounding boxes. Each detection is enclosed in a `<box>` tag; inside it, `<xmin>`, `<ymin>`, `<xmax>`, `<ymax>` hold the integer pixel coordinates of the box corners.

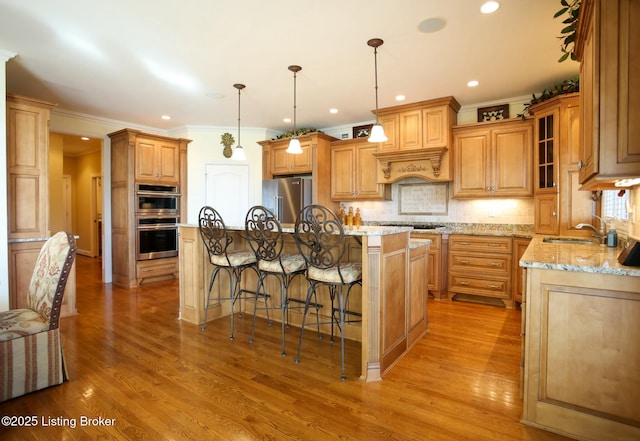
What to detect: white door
<box><xmin>204</xmin><ymin>163</ymin><xmax>250</xmax><ymax>227</ymax></box>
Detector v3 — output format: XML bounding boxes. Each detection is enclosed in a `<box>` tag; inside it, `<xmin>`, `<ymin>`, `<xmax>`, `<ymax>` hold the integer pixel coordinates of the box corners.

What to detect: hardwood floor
<box><xmin>0</xmin><ymin>255</ymin><xmax>573</xmax><ymax>440</ymax></box>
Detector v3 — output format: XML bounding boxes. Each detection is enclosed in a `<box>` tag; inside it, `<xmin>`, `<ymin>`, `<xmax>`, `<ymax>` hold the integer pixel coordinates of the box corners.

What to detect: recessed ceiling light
<box><xmin>81</xmin><ymin>136</ymin><xmax>89</xmax><ymax>141</ymax></box>
<box><xmin>467</xmin><ymin>80</ymin><xmax>479</xmax><ymax>87</ymax></box>
<box><xmin>395</xmin><ymin>95</ymin><xmax>406</xmax><ymax>101</ymax></box>
<box><xmin>161</xmin><ymin>115</ymin><xmax>171</xmax><ymax>120</ymax></box>
<box><xmin>329</xmin><ymin>108</ymin><xmax>338</xmax><ymax>114</ymax></box>
<box><xmin>283</xmin><ymin>117</ymin><xmax>291</xmax><ymax>123</ymax></box>
<box><xmin>418</xmin><ymin>17</ymin><xmax>447</xmax><ymax>33</ymax></box>
<box><xmin>480</xmin><ymin>1</ymin><xmax>500</xmax><ymax>14</ymax></box>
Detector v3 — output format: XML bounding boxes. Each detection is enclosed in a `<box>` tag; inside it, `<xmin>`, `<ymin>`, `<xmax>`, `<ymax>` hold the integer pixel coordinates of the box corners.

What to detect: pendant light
<box><xmin>286</xmin><ymin>65</ymin><xmax>303</xmax><ymax>154</ymax></box>
<box><xmin>231</xmin><ymin>83</ymin><xmax>247</xmax><ymax>160</ymax></box>
<box><xmin>367</xmin><ymin>38</ymin><xmax>388</xmax><ymax>143</ymax></box>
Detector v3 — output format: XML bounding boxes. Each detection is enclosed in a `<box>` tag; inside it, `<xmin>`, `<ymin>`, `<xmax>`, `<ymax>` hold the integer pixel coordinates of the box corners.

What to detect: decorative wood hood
<box><xmin>371</xmin><ymin>96</ymin><xmax>459</xmax><ymax>183</ymax></box>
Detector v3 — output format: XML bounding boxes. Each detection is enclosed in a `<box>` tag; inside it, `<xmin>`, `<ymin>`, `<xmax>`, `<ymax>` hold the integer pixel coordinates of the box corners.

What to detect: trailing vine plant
<box><xmin>555</xmin><ymin>0</ymin><xmax>582</xmax><ymax>62</ymax></box>
<box><xmin>517</xmin><ymin>76</ymin><xmax>580</xmax><ymax>119</ymax></box>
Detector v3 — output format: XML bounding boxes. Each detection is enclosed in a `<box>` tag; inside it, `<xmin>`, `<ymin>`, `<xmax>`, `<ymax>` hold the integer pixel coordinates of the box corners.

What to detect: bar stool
<box><xmin>198</xmin><ymin>206</ymin><xmax>259</xmax><ymax>340</ymax></box>
<box><xmin>244</xmin><ymin>205</ymin><xmax>321</xmax><ymax>356</ymax></box>
<box><xmin>293</xmin><ymin>204</ymin><xmax>362</xmax><ymax>380</ymax></box>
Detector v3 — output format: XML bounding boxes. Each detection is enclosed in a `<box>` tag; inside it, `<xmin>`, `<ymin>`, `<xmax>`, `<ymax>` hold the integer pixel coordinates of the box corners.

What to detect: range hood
<box><xmin>374</xmin><ymin>147</ymin><xmax>450</xmax><ymax>184</ymax></box>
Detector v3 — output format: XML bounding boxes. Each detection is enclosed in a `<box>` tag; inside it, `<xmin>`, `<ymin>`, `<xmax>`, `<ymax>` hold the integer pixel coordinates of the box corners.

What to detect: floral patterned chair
<box><xmin>0</xmin><ymin>231</ymin><xmax>77</xmax><ymax>402</ymax></box>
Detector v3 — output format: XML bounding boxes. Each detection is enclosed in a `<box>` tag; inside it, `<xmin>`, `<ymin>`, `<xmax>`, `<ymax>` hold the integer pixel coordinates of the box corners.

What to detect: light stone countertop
<box><xmin>520</xmin><ymin>236</ymin><xmax>640</xmax><ymax>277</ymax></box>
<box><xmin>179</xmin><ymin>224</ymin><xmax>413</xmax><ymax>237</ymax></box>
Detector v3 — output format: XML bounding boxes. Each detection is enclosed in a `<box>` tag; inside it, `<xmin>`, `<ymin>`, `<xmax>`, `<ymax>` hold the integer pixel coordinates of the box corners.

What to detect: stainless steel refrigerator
<box><xmin>262</xmin><ymin>177</ymin><xmax>312</xmax><ymax>223</ymax></box>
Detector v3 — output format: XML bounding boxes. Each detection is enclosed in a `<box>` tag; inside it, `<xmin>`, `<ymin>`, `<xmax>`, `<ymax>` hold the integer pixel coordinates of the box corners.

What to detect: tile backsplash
<box><xmin>342</xmin><ymin>179</ymin><xmax>534</xmax><ymax>226</ymax></box>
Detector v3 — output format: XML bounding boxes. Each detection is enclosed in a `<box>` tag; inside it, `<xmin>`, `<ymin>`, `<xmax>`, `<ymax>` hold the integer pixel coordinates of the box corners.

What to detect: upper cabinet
<box><xmin>330</xmin><ymin>138</ymin><xmax>391</xmax><ymax>201</ymax></box>
<box><xmin>452</xmin><ymin>118</ymin><xmax>533</xmax><ymax>199</ymax></box>
<box><xmin>529</xmin><ymin>94</ymin><xmax>593</xmax><ymax>236</ymax></box>
<box><xmin>373</xmin><ymin>96</ymin><xmax>460</xmax><ymax>183</ymax></box>
<box><xmin>259</xmin><ymin>132</ymin><xmax>338</xmax><ymax>211</ymax></box>
<box><xmin>574</xmin><ymin>0</ymin><xmax>640</xmax><ymax>189</ymax></box>
<box><xmin>268</xmin><ymin>138</ymin><xmax>313</xmax><ymax>176</ymax></box>
<box><xmin>135</xmin><ymin>136</ymin><xmax>181</xmax><ymax>185</ymax></box>
<box><xmin>6</xmin><ymin>94</ymin><xmax>55</xmax><ymax>239</ymax></box>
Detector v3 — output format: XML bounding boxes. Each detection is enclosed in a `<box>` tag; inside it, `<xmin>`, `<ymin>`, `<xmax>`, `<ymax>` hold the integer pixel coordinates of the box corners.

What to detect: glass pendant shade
<box><xmin>232</xmin><ymin>145</ymin><xmax>246</xmax><ymax>160</ymax></box>
<box><xmin>367</xmin><ymin>124</ymin><xmax>388</xmax><ymax>143</ymax></box>
<box><xmin>286</xmin><ymin>137</ymin><xmax>302</xmax><ymax>154</ymax></box>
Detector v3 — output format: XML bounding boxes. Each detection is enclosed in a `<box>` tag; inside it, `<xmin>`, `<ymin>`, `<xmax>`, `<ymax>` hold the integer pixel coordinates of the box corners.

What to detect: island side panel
<box><xmin>361</xmin><ymin>234</ymin><xmax>381</xmax><ymax>382</ymax></box>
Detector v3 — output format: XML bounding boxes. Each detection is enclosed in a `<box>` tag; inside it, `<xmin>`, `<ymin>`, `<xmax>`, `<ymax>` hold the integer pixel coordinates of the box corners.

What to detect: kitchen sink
<box><xmin>542</xmin><ymin>237</ymin><xmax>598</xmax><ymax>245</ymax></box>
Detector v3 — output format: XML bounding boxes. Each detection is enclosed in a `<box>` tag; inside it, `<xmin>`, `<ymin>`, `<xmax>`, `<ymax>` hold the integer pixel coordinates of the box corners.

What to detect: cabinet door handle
<box><xmin>459</xmin><ymin>259</ymin><xmax>471</xmax><ymax>264</ymax></box>
<box><xmin>487</xmin><ymin>284</ymin><xmax>500</xmax><ymax>289</ymax></box>
<box><xmin>488</xmin><ymin>262</ymin><xmax>502</xmax><ymax>267</ymax></box>
<box><xmin>577</xmin><ymin>160</ymin><xmax>584</xmax><ymax>170</ymax></box>
<box><xmin>488</xmin><ymin>243</ymin><xmax>501</xmax><ymax>247</ymax></box>
<box><xmin>459</xmin><ymin>242</ymin><xmax>471</xmax><ymax>246</ymax></box>
<box><xmin>459</xmin><ymin>281</ymin><xmax>470</xmax><ymax>286</ymax></box>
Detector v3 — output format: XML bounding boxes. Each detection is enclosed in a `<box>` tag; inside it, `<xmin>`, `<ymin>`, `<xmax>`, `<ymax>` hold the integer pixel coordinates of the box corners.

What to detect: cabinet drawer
<box><xmin>411</xmin><ymin>233</ymin><xmax>440</xmax><ymax>250</ymax></box>
<box><xmin>449</xmin><ymin>235</ymin><xmax>512</xmax><ymax>253</ymax></box>
<box><xmin>447</xmin><ymin>273</ymin><xmax>510</xmax><ymax>299</ymax></box>
<box><xmin>449</xmin><ymin>252</ymin><xmax>511</xmax><ymax>276</ymax></box>
<box><xmin>137</xmin><ymin>257</ymin><xmax>179</xmax><ymax>279</ymax></box>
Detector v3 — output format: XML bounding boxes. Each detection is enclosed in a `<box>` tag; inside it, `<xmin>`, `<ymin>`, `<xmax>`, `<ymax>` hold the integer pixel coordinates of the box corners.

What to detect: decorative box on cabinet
<box><xmin>108</xmin><ymin>129</ymin><xmax>190</xmax><ymax>288</ymax></box>
<box><xmin>330</xmin><ymin>138</ymin><xmax>390</xmax><ymax>201</ymax></box>
<box><xmin>373</xmin><ymin>96</ymin><xmax>460</xmax><ymax>183</ymax></box>
<box><xmin>259</xmin><ymin>132</ymin><xmax>338</xmax><ymax>211</ymax></box>
<box><xmin>574</xmin><ymin>0</ymin><xmax>640</xmax><ymax>189</ymax></box>
<box><xmin>447</xmin><ymin>235</ymin><xmax>514</xmax><ymax>308</ymax></box>
<box><xmin>529</xmin><ymin>94</ymin><xmax>593</xmax><ymax>236</ymax></box>
<box><xmin>452</xmin><ymin>119</ymin><xmax>533</xmax><ymax>199</ymax></box>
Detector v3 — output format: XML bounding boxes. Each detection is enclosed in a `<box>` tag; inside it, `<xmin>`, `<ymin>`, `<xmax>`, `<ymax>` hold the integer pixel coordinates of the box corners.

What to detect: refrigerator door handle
<box><xmin>275</xmin><ymin>196</ymin><xmax>283</xmax><ymax>221</ymax></box>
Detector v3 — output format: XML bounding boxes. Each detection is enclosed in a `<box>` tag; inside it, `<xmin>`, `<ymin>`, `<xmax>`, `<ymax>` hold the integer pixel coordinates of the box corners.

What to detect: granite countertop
<box><xmin>371</xmin><ymin>222</ymin><xmax>534</xmax><ymax>238</ymax></box>
<box><xmin>520</xmin><ymin>236</ymin><xmax>640</xmax><ymax>277</ymax></box>
<box><xmin>179</xmin><ymin>223</ymin><xmax>413</xmax><ymax>237</ymax></box>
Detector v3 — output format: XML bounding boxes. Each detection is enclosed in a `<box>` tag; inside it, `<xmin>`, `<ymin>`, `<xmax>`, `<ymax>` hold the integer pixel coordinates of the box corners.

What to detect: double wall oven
<box><xmin>135</xmin><ymin>184</ymin><xmax>180</xmax><ymax>260</ymax></box>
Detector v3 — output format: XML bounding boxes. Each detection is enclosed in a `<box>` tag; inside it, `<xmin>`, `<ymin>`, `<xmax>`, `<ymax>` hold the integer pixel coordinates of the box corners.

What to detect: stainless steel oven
<box><xmin>136</xmin><ymin>183</ymin><xmax>180</xmax><ymax>215</ymax></box>
<box><xmin>136</xmin><ymin>216</ymin><xmax>179</xmax><ymax>260</ymax></box>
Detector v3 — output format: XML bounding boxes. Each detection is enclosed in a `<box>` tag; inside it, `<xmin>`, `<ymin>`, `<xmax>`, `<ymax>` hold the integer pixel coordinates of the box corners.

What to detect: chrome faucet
<box><xmin>576</xmin><ymin>215</ymin><xmax>607</xmax><ymax>244</ymax></box>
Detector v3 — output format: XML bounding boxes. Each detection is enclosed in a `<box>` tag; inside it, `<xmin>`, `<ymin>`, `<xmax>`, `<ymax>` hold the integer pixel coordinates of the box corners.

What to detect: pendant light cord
<box><xmin>373</xmin><ymin>45</ymin><xmax>380</xmax><ymax>124</ymax></box>
<box><xmin>237</xmin><ymin>86</ymin><xmax>241</xmax><ymax>146</ymax></box>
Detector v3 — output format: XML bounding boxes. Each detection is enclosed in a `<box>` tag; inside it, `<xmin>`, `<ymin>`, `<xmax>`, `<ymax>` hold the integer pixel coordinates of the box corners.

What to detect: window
<box><xmin>601</xmin><ymin>190</ymin><xmax>629</xmax><ymax>220</ymax></box>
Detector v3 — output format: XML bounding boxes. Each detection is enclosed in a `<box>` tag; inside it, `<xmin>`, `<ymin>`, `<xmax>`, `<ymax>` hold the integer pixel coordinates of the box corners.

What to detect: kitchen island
<box><xmin>178</xmin><ymin>224</ymin><xmax>428</xmax><ymax>382</ymax></box>
<box><xmin>519</xmin><ymin>237</ymin><xmax>640</xmax><ymax>441</ymax></box>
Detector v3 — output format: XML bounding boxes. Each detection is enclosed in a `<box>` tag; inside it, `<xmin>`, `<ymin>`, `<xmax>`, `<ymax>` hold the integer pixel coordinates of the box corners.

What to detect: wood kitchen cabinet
<box><xmin>447</xmin><ymin>235</ymin><xmax>514</xmax><ymax>308</ymax></box>
<box><xmin>6</xmin><ymin>95</ymin><xmax>54</xmax><ymax>240</ymax></box>
<box><xmin>259</xmin><ymin>132</ymin><xmax>338</xmax><ymax>212</ymax></box>
<box><xmin>108</xmin><ymin>129</ymin><xmax>190</xmax><ymax>288</ymax></box>
<box><xmin>407</xmin><ymin>242</ymin><xmax>428</xmax><ymax>348</ymax></box>
<box><xmin>522</xmin><ymin>267</ymin><xmax>640</xmax><ymax>441</ymax></box>
<box><xmin>269</xmin><ymin>139</ymin><xmax>312</xmax><ymax>176</ymax></box>
<box><xmin>374</xmin><ymin>96</ymin><xmax>460</xmax><ymax>183</ymax></box>
<box><xmin>135</xmin><ymin>136</ymin><xmax>180</xmax><ymax>184</ymax></box>
<box><xmin>512</xmin><ymin>237</ymin><xmax>531</xmax><ymax>305</ymax></box>
<box><xmin>411</xmin><ymin>232</ymin><xmax>448</xmax><ymax>299</ymax></box>
<box><xmin>574</xmin><ymin>0</ymin><xmax>640</xmax><ymax>189</ymax></box>
<box><xmin>330</xmin><ymin>138</ymin><xmax>390</xmax><ymax>201</ymax></box>
<box><xmin>452</xmin><ymin>119</ymin><xmax>533</xmax><ymax>199</ymax></box>
<box><xmin>530</xmin><ymin>94</ymin><xmax>593</xmax><ymax>236</ymax></box>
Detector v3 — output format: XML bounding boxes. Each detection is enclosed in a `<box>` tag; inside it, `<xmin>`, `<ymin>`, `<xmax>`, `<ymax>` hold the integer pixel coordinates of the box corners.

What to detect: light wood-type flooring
<box><xmin>0</xmin><ymin>255</ymin><xmax>573</xmax><ymax>440</ymax></box>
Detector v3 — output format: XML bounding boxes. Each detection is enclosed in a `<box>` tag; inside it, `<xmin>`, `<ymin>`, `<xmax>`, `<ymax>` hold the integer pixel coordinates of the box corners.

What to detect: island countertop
<box><xmin>178</xmin><ymin>223</ymin><xmax>413</xmax><ymax>236</ymax></box>
<box><xmin>520</xmin><ymin>236</ymin><xmax>640</xmax><ymax>277</ymax></box>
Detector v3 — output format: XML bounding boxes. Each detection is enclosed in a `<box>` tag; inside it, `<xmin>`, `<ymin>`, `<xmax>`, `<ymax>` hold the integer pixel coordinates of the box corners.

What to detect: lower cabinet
<box><xmin>512</xmin><ymin>237</ymin><xmax>531</xmax><ymax>305</ymax></box>
<box><xmin>522</xmin><ymin>267</ymin><xmax>640</xmax><ymax>441</ymax></box>
<box><xmin>410</xmin><ymin>232</ymin><xmax>448</xmax><ymax>299</ymax></box>
<box><xmin>136</xmin><ymin>257</ymin><xmax>179</xmax><ymax>286</ymax></box>
<box><xmin>447</xmin><ymin>235</ymin><xmax>514</xmax><ymax>308</ymax></box>
<box><xmin>407</xmin><ymin>243</ymin><xmax>428</xmax><ymax>348</ymax></box>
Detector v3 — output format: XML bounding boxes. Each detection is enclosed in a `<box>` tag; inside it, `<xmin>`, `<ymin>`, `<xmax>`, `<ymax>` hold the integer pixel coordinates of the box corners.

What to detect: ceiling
<box><xmin>1</xmin><ymin>0</ymin><xmax>579</xmax><ymax>134</ymax></box>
